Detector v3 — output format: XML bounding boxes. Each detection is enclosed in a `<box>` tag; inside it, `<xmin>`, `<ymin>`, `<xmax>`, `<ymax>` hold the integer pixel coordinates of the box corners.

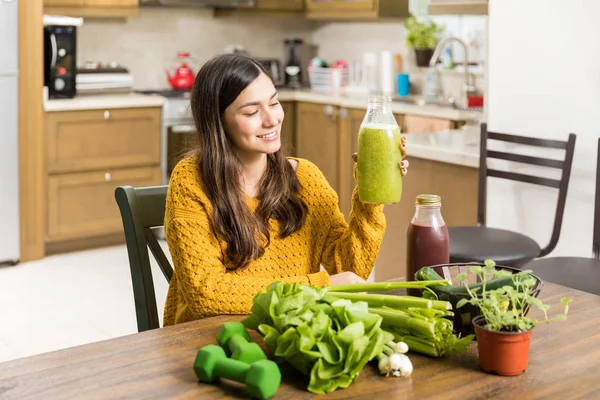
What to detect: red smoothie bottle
<box><xmin>406</xmin><ymin>194</ymin><xmax>449</xmax><ymax>297</ymax></box>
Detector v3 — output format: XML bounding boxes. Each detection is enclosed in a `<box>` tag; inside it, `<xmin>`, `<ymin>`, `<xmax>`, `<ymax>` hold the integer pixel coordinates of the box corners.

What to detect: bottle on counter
<box><xmin>356</xmin><ymin>95</ymin><xmax>403</xmax><ymax>204</ymax></box>
<box><xmin>406</xmin><ymin>194</ymin><xmax>449</xmax><ymax>297</ymax></box>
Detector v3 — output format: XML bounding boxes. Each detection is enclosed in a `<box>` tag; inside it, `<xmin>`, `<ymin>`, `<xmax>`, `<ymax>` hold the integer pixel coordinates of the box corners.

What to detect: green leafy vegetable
<box><xmin>242</xmin><ymin>281</ymin><xmax>392</xmax><ymax>394</ymax></box>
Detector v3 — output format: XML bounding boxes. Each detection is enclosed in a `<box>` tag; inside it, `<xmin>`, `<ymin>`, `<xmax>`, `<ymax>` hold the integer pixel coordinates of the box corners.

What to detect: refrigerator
<box><xmin>0</xmin><ymin>0</ymin><xmax>20</xmax><ymax>264</ymax></box>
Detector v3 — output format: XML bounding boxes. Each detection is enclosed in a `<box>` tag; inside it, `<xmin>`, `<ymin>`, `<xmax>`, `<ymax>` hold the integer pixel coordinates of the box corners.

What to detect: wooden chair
<box><xmin>115</xmin><ymin>185</ymin><xmax>173</xmax><ymax>332</ymax></box>
<box><xmin>449</xmin><ymin>123</ymin><xmax>577</xmax><ymax>267</ymax></box>
<box><xmin>524</xmin><ymin>139</ymin><xmax>600</xmax><ymax>295</ymax></box>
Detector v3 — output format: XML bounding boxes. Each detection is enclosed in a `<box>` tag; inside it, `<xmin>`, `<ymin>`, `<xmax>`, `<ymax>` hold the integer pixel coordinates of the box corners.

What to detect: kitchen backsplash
<box><xmin>78</xmin><ymin>9</ymin><xmax>486</xmax><ymax>96</ymax></box>
<box><xmin>77</xmin><ymin>8</ymin><xmax>313</xmax><ymax>89</ymax></box>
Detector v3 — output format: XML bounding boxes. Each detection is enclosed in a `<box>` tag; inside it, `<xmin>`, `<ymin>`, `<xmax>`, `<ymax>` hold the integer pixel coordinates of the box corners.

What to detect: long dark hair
<box><xmin>190</xmin><ymin>53</ymin><xmax>307</xmax><ymax>270</ymax></box>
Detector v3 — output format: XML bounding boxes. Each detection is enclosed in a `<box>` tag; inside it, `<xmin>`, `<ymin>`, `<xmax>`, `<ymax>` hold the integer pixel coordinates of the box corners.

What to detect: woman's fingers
<box><xmin>352</xmin><ymin>152</ymin><xmax>358</xmax><ymax>163</ymax></box>
<box><xmin>399</xmin><ymin>159</ymin><xmax>409</xmax><ymax>177</ymax></box>
<box><xmin>401</xmin><ymin>136</ymin><xmax>408</xmax><ymax>158</ymax></box>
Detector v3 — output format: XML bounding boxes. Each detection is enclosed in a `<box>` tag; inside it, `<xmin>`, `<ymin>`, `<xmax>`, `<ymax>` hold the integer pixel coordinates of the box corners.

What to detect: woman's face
<box><xmin>222</xmin><ymin>71</ymin><xmax>284</xmax><ymax>162</ymax></box>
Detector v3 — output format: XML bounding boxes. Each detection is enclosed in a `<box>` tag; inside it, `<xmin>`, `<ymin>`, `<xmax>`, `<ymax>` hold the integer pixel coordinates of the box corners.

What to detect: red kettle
<box><xmin>165</xmin><ymin>52</ymin><xmax>196</xmax><ymax>90</ymax></box>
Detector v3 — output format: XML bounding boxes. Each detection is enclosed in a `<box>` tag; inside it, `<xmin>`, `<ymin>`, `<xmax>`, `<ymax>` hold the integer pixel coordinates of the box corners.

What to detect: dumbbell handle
<box><xmin>214</xmin><ymin>357</ymin><xmax>250</xmax><ymax>383</ymax></box>
<box><xmin>227</xmin><ymin>334</ymin><xmax>249</xmax><ymax>353</ymax></box>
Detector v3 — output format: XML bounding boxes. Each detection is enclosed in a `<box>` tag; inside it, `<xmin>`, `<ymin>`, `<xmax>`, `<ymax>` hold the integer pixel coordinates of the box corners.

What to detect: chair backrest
<box><xmin>115</xmin><ymin>185</ymin><xmax>172</xmax><ymax>332</ymax></box>
<box><xmin>593</xmin><ymin>138</ymin><xmax>600</xmax><ymax>259</ymax></box>
<box><xmin>478</xmin><ymin>123</ymin><xmax>577</xmax><ymax>258</ymax></box>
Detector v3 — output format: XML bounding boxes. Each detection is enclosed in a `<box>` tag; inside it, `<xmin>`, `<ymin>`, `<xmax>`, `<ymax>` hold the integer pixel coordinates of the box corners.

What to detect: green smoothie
<box><xmin>357</xmin><ymin>123</ymin><xmax>403</xmax><ymax>204</ymax></box>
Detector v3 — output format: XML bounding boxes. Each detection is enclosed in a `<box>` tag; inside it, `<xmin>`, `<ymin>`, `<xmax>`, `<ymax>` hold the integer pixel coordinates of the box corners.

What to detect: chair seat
<box><xmin>449</xmin><ymin>226</ymin><xmax>541</xmax><ymax>266</ymax></box>
<box><xmin>526</xmin><ymin>257</ymin><xmax>600</xmax><ymax>295</ymax></box>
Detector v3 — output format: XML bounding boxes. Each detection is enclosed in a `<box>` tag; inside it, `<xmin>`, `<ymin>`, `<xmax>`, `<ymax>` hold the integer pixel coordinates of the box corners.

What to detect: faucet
<box><xmin>429</xmin><ymin>37</ymin><xmax>478</xmax><ymax>107</ymax></box>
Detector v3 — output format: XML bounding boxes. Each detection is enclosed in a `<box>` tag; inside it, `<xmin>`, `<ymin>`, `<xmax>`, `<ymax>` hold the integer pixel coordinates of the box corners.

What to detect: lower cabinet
<box><xmin>47</xmin><ymin>166</ymin><xmax>161</xmax><ymax>242</ymax></box>
<box><xmin>44</xmin><ymin>107</ymin><xmax>162</xmax><ymax>253</ymax></box>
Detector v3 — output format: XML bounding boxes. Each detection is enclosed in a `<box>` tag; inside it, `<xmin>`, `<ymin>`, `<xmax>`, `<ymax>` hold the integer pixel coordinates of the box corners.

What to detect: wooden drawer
<box><xmin>46</xmin><ymin>107</ymin><xmax>161</xmax><ymax>174</ymax></box>
<box><xmin>47</xmin><ymin>166</ymin><xmax>161</xmax><ymax>242</ymax></box>
<box><xmin>402</xmin><ymin>115</ymin><xmax>452</xmax><ymax>134</ymax></box>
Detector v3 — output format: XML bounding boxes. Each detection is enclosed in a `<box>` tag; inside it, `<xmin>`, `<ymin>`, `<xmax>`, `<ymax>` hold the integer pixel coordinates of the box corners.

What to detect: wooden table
<box><xmin>1</xmin><ymin>282</ymin><xmax>599</xmax><ymax>399</ymax></box>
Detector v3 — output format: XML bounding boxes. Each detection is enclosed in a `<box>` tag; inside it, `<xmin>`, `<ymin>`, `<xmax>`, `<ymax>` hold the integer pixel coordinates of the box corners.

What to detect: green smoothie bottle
<box><xmin>357</xmin><ymin>95</ymin><xmax>403</xmax><ymax>204</ymax></box>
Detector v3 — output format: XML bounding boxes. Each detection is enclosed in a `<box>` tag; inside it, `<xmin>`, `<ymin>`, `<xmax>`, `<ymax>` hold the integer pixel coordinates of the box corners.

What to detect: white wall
<box><xmin>487</xmin><ymin>0</ymin><xmax>599</xmax><ymax>258</ymax></box>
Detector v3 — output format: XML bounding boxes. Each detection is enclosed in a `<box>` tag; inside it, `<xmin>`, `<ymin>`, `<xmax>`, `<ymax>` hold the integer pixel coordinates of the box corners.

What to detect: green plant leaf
<box><xmin>455</xmin><ymin>272</ymin><xmax>468</xmax><ymax>282</ymax></box>
<box><xmin>484</xmin><ymin>259</ymin><xmax>496</xmax><ymax>268</ymax></box>
<box><xmin>456</xmin><ymin>298</ymin><xmax>470</xmax><ymax>309</ymax></box>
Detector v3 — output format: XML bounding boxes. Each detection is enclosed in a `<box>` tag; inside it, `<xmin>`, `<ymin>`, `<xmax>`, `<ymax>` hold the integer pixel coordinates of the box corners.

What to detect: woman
<box><xmin>163</xmin><ymin>53</ymin><xmax>409</xmax><ymax>326</ymax></box>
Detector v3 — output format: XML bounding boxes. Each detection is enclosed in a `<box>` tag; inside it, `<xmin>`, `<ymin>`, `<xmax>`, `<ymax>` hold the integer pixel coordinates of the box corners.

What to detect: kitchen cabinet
<box><xmin>281</xmin><ymin>101</ymin><xmax>297</xmax><ymax>157</ymax></box>
<box><xmin>47</xmin><ymin>166</ymin><xmax>161</xmax><ymax>242</ymax></box>
<box><xmin>44</xmin><ymin>107</ymin><xmax>162</xmax><ymax>252</ymax></box>
<box><xmin>46</xmin><ymin>108</ymin><xmax>160</xmax><ymax>174</ymax></box>
<box><xmin>402</xmin><ymin>115</ymin><xmax>454</xmax><ymax>134</ymax></box>
<box><xmin>428</xmin><ymin>0</ymin><xmax>488</xmax><ymax>15</ymax></box>
<box><xmin>293</xmin><ymin>102</ymin><xmax>476</xmax><ymax>282</ymax></box>
<box><xmin>305</xmin><ymin>0</ymin><xmax>409</xmax><ymax>20</ymax></box>
<box><xmin>44</xmin><ymin>0</ymin><xmax>138</xmax><ymax>18</ymax></box>
<box><xmin>295</xmin><ymin>102</ymin><xmax>341</xmax><ymax>193</ymax></box>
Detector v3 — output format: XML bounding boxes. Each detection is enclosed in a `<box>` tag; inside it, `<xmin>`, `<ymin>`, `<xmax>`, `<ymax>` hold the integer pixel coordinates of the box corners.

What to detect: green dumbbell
<box><xmin>216</xmin><ymin>322</ymin><xmax>267</xmax><ymax>364</ymax></box>
<box><xmin>193</xmin><ymin>344</ymin><xmax>281</xmax><ymax>400</ymax></box>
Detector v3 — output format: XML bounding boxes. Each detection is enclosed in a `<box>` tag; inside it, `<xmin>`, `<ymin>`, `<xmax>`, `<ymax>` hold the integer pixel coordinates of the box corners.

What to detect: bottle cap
<box><xmin>415</xmin><ymin>194</ymin><xmax>441</xmax><ymax>206</ymax></box>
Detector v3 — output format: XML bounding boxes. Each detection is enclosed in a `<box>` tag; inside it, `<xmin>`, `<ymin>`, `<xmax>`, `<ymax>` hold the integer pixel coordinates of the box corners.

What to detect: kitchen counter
<box><xmin>44</xmin><ymin>92</ymin><xmax>165</xmax><ymax>112</ymax></box>
<box><xmin>404</xmin><ymin>126</ymin><xmax>480</xmax><ymax>168</ymax></box>
<box><xmin>277</xmin><ymin>89</ymin><xmax>483</xmax><ymax>121</ymax></box>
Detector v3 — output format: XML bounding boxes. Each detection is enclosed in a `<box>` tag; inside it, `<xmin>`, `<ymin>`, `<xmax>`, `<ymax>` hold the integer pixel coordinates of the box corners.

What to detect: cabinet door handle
<box><xmin>338</xmin><ymin>108</ymin><xmax>348</xmax><ymax>119</ymax></box>
<box><xmin>324</xmin><ymin>105</ymin><xmax>337</xmax><ymax>122</ymax></box>
<box><xmin>104</xmin><ymin>110</ymin><xmax>111</xmax><ymax>120</ymax></box>
<box><xmin>105</xmin><ymin>173</ymin><xmax>111</xmax><ymax>182</ymax></box>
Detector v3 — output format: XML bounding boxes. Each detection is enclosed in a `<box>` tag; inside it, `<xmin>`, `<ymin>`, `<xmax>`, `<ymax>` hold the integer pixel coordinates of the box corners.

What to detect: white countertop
<box><xmin>404</xmin><ymin>126</ymin><xmax>480</xmax><ymax>168</ymax></box>
<box><xmin>277</xmin><ymin>89</ymin><xmax>483</xmax><ymax>121</ymax></box>
<box><xmin>44</xmin><ymin>92</ymin><xmax>165</xmax><ymax>112</ymax></box>
<box><xmin>43</xmin><ymin>87</ymin><xmax>481</xmax><ymax>121</ymax></box>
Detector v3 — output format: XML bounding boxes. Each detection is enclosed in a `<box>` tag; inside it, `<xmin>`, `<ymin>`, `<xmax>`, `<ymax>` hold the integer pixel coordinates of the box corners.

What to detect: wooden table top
<box><xmin>1</xmin><ymin>282</ymin><xmax>599</xmax><ymax>400</ymax></box>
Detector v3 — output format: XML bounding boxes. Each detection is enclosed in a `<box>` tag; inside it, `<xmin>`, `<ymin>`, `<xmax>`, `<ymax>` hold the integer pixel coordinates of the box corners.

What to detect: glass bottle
<box><xmin>406</xmin><ymin>194</ymin><xmax>449</xmax><ymax>297</ymax></box>
<box><xmin>356</xmin><ymin>95</ymin><xmax>403</xmax><ymax>204</ymax></box>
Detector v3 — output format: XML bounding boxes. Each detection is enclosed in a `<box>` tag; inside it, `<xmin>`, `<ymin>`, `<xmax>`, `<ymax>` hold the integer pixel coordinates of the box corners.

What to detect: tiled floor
<box><xmin>0</xmin><ymin>242</ymin><xmax>170</xmax><ymax>363</ymax></box>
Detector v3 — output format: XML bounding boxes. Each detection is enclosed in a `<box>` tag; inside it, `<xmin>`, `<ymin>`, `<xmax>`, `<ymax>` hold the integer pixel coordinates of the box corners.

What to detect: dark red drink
<box><xmin>406</xmin><ymin>194</ymin><xmax>449</xmax><ymax>297</ymax></box>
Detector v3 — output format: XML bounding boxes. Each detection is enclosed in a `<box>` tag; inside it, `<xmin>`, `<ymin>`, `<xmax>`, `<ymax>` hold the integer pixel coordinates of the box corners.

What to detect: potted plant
<box><xmin>404</xmin><ymin>15</ymin><xmax>444</xmax><ymax>67</ymax></box>
<box><xmin>456</xmin><ymin>260</ymin><xmax>573</xmax><ymax>376</ymax></box>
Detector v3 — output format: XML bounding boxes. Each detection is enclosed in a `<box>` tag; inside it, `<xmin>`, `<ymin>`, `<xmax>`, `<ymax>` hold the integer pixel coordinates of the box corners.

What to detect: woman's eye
<box><xmin>270</xmin><ymin>102</ymin><xmax>280</xmax><ymax>107</ymax></box>
<box><xmin>244</xmin><ymin>110</ymin><xmax>259</xmax><ymax>117</ymax></box>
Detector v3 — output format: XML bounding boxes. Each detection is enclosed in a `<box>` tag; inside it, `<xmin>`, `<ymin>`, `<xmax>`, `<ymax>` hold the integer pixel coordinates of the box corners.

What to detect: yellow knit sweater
<box><xmin>163</xmin><ymin>156</ymin><xmax>386</xmax><ymax>326</ymax></box>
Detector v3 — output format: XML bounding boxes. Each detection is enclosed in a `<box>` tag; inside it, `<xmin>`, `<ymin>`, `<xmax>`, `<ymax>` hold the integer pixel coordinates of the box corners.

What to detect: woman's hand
<box><xmin>352</xmin><ymin>135</ymin><xmax>410</xmax><ymax>177</ymax></box>
<box><xmin>329</xmin><ymin>271</ymin><xmax>366</xmax><ymax>285</ymax></box>
<box><xmin>399</xmin><ymin>136</ymin><xmax>409</xmax><ymax>177</ymax></box>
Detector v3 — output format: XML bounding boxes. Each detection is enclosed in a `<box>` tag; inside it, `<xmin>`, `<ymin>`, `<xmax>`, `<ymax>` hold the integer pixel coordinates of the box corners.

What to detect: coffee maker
<box><xmin>283</xmin><ymin>38</ymin><xmax>304</xmax><ymax>88</ymax></box>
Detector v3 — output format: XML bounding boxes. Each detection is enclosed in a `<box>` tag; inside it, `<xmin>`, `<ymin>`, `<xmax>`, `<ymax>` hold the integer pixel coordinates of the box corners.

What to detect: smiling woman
<box><xmin>162</xmin><ymin>53</ymin><xmax>410</xmax><ymax>326</ymax></box>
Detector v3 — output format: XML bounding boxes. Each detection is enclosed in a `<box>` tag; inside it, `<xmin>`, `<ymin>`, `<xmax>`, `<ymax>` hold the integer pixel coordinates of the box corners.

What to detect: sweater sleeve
<box><xmin>307</xmin><ymin>163</ymin><xmax>387</xmax><ymax>280</ymax></box>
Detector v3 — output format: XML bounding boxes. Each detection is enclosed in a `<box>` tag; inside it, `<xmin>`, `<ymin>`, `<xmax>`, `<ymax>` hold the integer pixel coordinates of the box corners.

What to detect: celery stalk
<box><xmin>369</xmin><ymin>307</ymin><xmax>436</xmax><ymax>339</ymax></box>
<box><xmin>326</xmin><ymin>280</ymin><xmax>449</xmax><ymax>293</ymax></box>
<box><xmin>327</xmin><ymin>292</ymin><xmax>433</xmax><ymax>309</ymax></box>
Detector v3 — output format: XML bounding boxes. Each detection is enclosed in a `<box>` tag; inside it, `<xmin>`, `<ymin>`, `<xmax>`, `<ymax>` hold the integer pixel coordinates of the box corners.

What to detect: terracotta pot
<box><xmin>414</xmin><ymin>49</ymin><xmax>434</xmax><ymax>67</ymax></box>
<box><xmin>472</xmin><ymin>315</ymin><xmax>533</xmax><ymax>376</ymax></box>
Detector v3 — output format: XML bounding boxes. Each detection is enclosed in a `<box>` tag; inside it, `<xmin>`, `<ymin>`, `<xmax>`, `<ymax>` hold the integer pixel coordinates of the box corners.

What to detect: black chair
<box><xmin>115</xmin><ymin>185</ymin><xmax>173</xmax><ymax>332</ymax></box>
<box><xmin>524</xmin><ymin>139</ymin><xmax>600</xmax><ymax>295</ymax></box>
<box><xmin>449</xmin><ymin>123</ymin><xmax>577</xmax><ymax>267</ymax></box>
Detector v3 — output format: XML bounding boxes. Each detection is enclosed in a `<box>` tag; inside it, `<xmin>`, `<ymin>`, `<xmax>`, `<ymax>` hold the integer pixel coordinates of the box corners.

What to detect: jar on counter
<box><xmin>356</xmin><ymin>95</ymin><xmax>403</xmax><ymax>204</ymax></box>
<box><xmin>406</xmin><ymin>194</ymin><xmax>449</xmax><ymax>297</ymax></box>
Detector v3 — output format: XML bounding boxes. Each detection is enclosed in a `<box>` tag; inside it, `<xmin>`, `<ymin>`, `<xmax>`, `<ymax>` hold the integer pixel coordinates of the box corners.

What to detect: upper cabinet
<box><xmin>427</xmin><ymin>0</ymin><xmax>488</xmax><ymax>15</ymax></box>
<box><xmin>44</xmin><ymin>0</ymin><xmax>139</xmax><ymax>18</ymax></box>
<box><xmin>305</xmin><ymin>0</ymin><xmax>409</xmax><ymax>20</ymax></box>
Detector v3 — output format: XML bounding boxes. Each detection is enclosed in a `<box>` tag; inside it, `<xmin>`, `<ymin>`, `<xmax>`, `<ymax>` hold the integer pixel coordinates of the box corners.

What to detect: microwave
<box><xmin>44</xmin><ymin>25</ymin><xmax>77</xmax><ymax>99</ymax></box>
